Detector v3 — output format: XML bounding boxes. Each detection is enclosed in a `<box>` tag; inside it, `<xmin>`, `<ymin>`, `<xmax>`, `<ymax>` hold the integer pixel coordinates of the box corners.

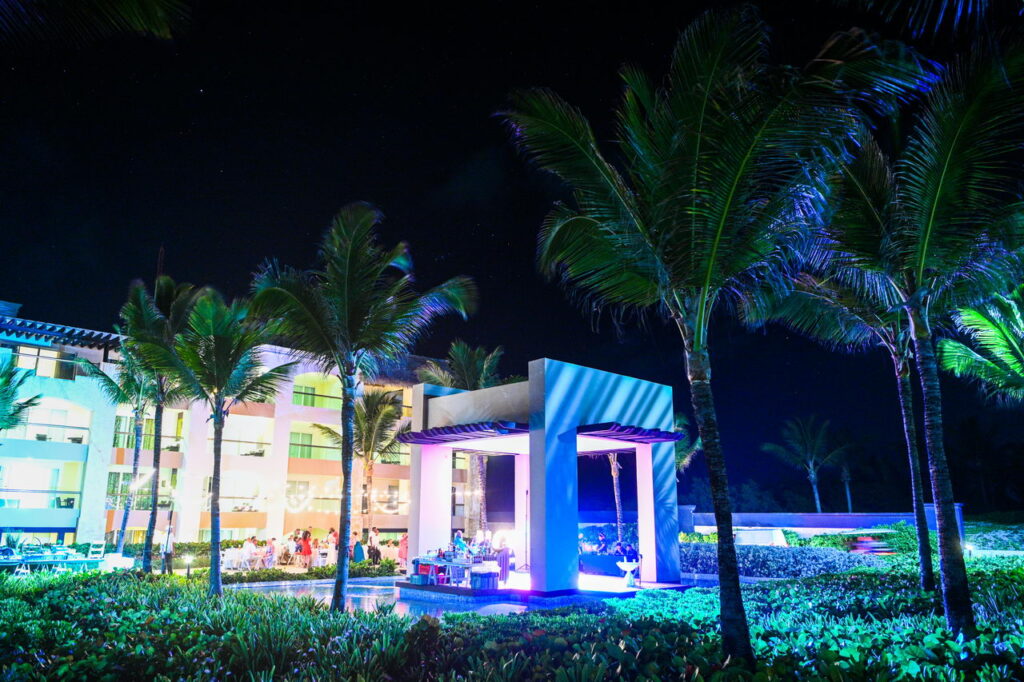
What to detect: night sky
<box><xmin>2</xmin><ymin>2</ymin><xmax>1021</xmax><ymax>515</ymax></box>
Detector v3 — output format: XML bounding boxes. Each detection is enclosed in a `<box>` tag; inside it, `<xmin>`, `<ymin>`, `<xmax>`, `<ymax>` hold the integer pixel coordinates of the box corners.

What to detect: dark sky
<box><xmin>2</xmin><ymin>2</ymin><xmax>1020</xmax><ymax>513</ymax></box>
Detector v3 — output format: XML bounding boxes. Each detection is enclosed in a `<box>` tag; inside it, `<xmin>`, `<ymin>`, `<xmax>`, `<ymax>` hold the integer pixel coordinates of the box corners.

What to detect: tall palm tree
<box><xmin>416</xmin><ymin>340</ymin><xmax>505</xmax><ymax>536</ymax></box>
<box><xmin>139</xmin><ymin>293</ymin><xmax>294</xmax><ymax>597</ymax></box>
<box><xmin>252</xmin><ymin>202</ymin><xmax>476</xmax><ymax>610</ymax></box>
<box><xmin>0</xmin><ymin>357</ymin><xmax>39</xmax><ymax>432</ymax></box>
<box><xmin>761</xmin><ymin>416</ymin><xmax>848</xmax><ymax>513</ymax></box>
<box><xmin>314</xmin><ymin>389</ymin><xmax>409</xmax><ymax>535</ymax></box>
<box><xmin>810</xmin><ymin>45</ymin><xmax>1024</xmax><ymax>635</ymax></box>
<box><xmin>939</xmin><ymin>284</ymin><xmax>1024</xmax><ymax>404</ymax></box>
<box><xmin>757</xmin><ymin>270</ymin><xmax>937</xmax><ymax>590</ymax></box>
<box><xmin>501</xmin><ymin>7</ymin><xmax>919</xmax><ymax>661</ymax></box>
<box><xmin>120</xmin><ymin>276</ymin><xmax>203</xmax><ymax>573</ymax></box>
<box><xmin>79</xmin><ymin>342</ymin><xmax>158</xmax><ymax>553</ymax></box>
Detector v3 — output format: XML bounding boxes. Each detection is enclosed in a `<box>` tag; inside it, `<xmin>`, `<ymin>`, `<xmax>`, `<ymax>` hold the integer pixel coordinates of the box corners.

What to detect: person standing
<box><xmin>351</xmin><ymin>531</ymin><xmax>365</xmax><ymax>563</ymax></box>
<box><xmin>160</xmin><ymin>529</ymin><xmax>175</xmax><ymax>575</ymax></box>
<box><xmin>398</xmin><ymin>532</ymin><xmax>409</xmax><ymax>571</ymax></box>
<box><xmin>298</xmin><ymin>530</ymin><xmax>313</xmax><ymax>571</ymax></box>
<box><xmin>368</xmin><ymin>527</ymin><xmax>381</xmax><ymax>565</ymax></box>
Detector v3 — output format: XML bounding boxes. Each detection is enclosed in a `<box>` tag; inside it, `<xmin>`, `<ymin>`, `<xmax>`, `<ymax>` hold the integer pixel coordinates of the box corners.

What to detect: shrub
<box><xmin>678</xmin><ymin>531</ymin><xmax>717</xmax><ymax>543</ymax></box>
<box><xmin>807</xmin><ymin>522</ymin><xmax>938</xmax><ymax>555</ymax></box>
<box><xmin>679</xmin><ymin>541</ymin><xmax>881</xmax><ymax>578</ymax></box>
<box><xmin>579</xmin><ymin>523</ymin><xmax>638</xmax><ymax>546</ymax></box>
<box><xmin>3</xmin><ymin>559</ymin><xmax>1024</xmax><ymax>680</ymax></box>
<box><xmin>190</xmin><ymin>559</ymin><xmax>399</xmax><ymax>584</ymax></box>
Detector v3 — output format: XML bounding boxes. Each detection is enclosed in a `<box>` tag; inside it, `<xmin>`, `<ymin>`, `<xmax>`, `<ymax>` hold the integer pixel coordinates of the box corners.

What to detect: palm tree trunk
<box><xmin>809</xmin><ymin>471</ymin><xmax>823</xmax><ymax>513</ymax></box>
<box><xmin>609</xmin><ymin>454</ymin><xmax>623</xmax><ymax>544</ymax></box>
<box><xmin>910</xmin><ymin>310</ymin><xmax>975</xmax><ymax>636</ymax></box>
<box><xmin>893</xmin><ymin>359</ymin><xmax>936</xmax><ymax>592</ymax></box>
<box><xmin>117</xmin><ymin>413</ymin><xmax>144</xmax><ymax>554</ymax></box>
<box><xmin>478</xmin><ymin>454</ymin><xmax>488</xmax><ymax>532</ymax></box>
<box><xmin>843</xmin><ymin>475</ymin><xmax>853</xmax><ymax>514</ymax></box>
<box><xmin>331</xmin><ymin>369</ymin><xmax>357</xmax><ymax>612</ymax></box>
<box><xmin>365</xmin><ymin>459</ymin><xmax>374</xmax><ymax>533</ymax></box>
<box><xmin>142</xmin><ymin>399</ymin><xmax>163</xmax><ymax>573</ymax></box>
<box><xmin>685</xmin><ymin>344</ymin><xmax>754</xmax><ymax>664</ymax></box>
<box><xmin>208</xmin><ymin>409</ymin><xmax>224</xmax><ymax>598</ymax></box>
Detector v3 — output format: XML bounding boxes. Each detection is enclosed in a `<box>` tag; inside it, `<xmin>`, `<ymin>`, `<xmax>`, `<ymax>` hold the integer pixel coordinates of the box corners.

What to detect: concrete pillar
<box><xmin>513</xmin><ymin>453</ymin><xmax>529</xmax><ymax>565</ymax></box>
<box><xmin>635</xmin><ymin>442</ymin><xmax>681</xmax><ymax>583</ymax></box>
<box><xmin>528</xmin><ymin>359</ymin><xmax>579</xmax><ymax>593</ymax></box>
<box><xmin>408</xmin><ymin>443</ymin><xmax>452</xmax><ymax>558</ymax></box>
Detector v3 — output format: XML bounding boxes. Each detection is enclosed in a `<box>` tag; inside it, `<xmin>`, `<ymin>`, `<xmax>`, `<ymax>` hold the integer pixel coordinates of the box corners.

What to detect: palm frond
<box><xmin>939</xmin><ymin>285</ymin><xmax>1024</xmax><ymax>404</ymax></box>
<box><xmin>0</xmin><ymin>357</ymin><xmax>40</xmax><ymax>431</ymax></box>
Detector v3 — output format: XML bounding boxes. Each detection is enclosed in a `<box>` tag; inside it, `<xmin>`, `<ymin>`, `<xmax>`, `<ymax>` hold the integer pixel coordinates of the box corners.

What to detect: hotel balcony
<box><xmin>1</xmin><ymin>423</ymin><xmax>90</xmax><ymax>461</ymax></box>
<box><xmin>0</xmin><ymin>488</ymin><xmax>81</xmax><ymax>532</ymax></box>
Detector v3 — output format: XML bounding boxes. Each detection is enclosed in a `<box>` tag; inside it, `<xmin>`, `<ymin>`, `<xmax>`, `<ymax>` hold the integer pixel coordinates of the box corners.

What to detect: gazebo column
<box><xmin>635</xmin><ymin>442</ymin><xmax>681</xmax><ymax>583</ymax></box>
<box><xmin>528</xmin><ymin>426</ymin><xmax>579</xmax><ymax>593</ymax></box>
<box><xmin>512</xmin><ymin>453</ymin><xmax>529</xmax><ymax>566</ymax></box>
<box><xmin>408</xmin><ymin>443</ymin><xmax>452</xmax><ymax>559</ymax></box>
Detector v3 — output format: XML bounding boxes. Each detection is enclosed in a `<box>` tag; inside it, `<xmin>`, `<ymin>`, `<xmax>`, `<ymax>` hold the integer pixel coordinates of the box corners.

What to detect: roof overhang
<box><xmin>0</xmin><ymin>317</ymin><xmax>121</xmax><ymax>351</ymax></box>
<box><xmin>397</xmin><ymin>420</ymin><xmax>680</xmax><ymax>455</ymax></box>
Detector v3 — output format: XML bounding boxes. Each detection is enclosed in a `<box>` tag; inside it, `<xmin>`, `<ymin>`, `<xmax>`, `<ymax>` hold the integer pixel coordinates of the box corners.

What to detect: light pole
<box><xmin>184</xmin><ymin>554</ymin><xmax>194</xmax><ymax>579</ymax></box>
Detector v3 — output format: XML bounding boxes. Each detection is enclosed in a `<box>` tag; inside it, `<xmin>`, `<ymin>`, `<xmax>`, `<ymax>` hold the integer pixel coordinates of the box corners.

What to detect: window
<box><xmin>288</xmin><ymin>432</ymin><xmax>313</xmax><ymax>458</ymax></box>
<box><xmin>293</xmin><ymin>384</ymin><xmax>317</xmax><ymax>407</ymax></box>
<box><xmin>13</xmin><ymin>345</ymin><xmax>77</xmax><ymax>380</ymax></box>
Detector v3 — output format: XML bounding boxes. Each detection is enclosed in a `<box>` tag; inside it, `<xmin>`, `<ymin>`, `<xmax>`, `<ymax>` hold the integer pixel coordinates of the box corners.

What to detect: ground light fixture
<box><xmin>184</xmin><ymin>554</ymin><xmax>194</xmax><ymax>578</ymax></box>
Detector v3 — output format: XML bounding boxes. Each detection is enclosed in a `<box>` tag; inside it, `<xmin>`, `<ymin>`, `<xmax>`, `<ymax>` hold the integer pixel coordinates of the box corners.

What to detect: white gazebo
<box><xmin>403</xmin><ymin>358</ymin><xmax>681</xmax><ymax>594</ymax></box>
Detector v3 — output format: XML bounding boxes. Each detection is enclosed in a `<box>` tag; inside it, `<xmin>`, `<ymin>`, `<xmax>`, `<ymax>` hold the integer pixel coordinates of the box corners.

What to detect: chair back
<box><xmin>87</xmin><ymin>542</ymin><xmax>105</xmax><ymax>559</ymax></box>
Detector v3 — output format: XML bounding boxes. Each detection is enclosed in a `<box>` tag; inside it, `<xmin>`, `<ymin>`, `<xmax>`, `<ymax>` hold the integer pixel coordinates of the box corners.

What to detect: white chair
<box><xmin>87</xmin><ymin>542</ymin><xmax>105</xmax><ymax>560</ymax></box>
<box><xmin>13</xmin><ymin>564</ymin><xmax>30</xmax><ymax>577</ymax></box>
<box><xmin>222</xmin><ymin>547</ymin><xmax>241</xmax><ymax>570</ymax></box>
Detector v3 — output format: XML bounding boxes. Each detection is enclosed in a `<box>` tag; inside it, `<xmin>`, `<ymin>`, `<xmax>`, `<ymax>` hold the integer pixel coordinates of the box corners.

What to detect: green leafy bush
<box><xmin>678</xmin><ymin>531</ymin><xmax>718</xmax><ymax>543</ymax></box>
<box><xmin>966</xmin><ymin>520</ymin><xmax>1024</xmax><ymax>551</ymax></box>
<box><xmin>579</xmin><ymin>523</ymin><xmax>638</xmax><ymax>546</ymax></box>
<box><xmin>679</xmin><ymin>541</ymin><xmax>881</xmax><ymax>578</ymax></box>
<box><xmin>191</xmin><ymin>559</ymin><xmax>398</xmax><ymax>584</ymax></box>
<box><xmin>808</xmin><ymin>521</ymin><xmax>938</xmax><ymax>555</ymax></box>
<box><xmin>2</xmin><ymin>558</ymin><xmax>1024</xmax><ymax>680</ymax></box>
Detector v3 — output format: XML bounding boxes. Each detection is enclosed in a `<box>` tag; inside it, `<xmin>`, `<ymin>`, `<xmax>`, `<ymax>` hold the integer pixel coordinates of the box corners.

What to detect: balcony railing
<box><xmin>3</xmin><ymin>422</ymin><xmax>90</xmax><ymax>445</ymax></box>
<box><xmin>113</xmin><ymin>431</ymin><xmax>186</xmax><ymax>452</ymax></box>
<box><xmin>291</xmin><ymin>390</ymin><xmax>341</xmax><ymax>409</ymax></box>
<box><xmin>288</xmin><ymin>442</ymin><xmax>341</xmax><ymax>461</ymax></box>
<box><xmin>0</xmin><ymin>489</ymin><xmax>81</xmax><ymax>509</ymax></box>
<box><xmin>204</xmin><ymin>496</ymin><xmax>264</xmax><ymax>512</ymax></box>
<box><xmin>105</xmin><ymin>494</ymin><xmax>173</xmax><ymax>511</ymax></box>
<box><xmin>208</xmin><ymin>439</ymin><xmax>270</xmax><ymax>458</ymax></box>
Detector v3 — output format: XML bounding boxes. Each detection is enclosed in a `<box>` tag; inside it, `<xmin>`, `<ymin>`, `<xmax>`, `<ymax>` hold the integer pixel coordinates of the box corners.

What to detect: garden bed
<box><xmin>2</xmin><ymin>555</ymin><xmax>1023</xmax><ymax>679</ymax></box>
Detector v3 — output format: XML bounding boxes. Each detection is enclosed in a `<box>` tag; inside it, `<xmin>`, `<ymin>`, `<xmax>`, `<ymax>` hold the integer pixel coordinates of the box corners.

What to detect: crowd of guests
<box><xmin>586</xmin><ymin>531</ymin><xmax>640</xmax><ymax>562</ymax></box>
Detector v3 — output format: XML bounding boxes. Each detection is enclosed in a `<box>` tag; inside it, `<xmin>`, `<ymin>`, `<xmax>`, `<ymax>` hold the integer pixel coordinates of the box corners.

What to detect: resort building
<box><xmin>0</xmin><ymin>303</ymin><xmax>468</xmax><ymax>546</ymax></box>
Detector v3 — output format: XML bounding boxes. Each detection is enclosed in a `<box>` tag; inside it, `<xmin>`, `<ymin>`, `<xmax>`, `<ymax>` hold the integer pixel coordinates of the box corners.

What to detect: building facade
<box><xmin>0</xmin><ymin>304</ymin><xmax>468</xmax><ymax>546</ymax></box>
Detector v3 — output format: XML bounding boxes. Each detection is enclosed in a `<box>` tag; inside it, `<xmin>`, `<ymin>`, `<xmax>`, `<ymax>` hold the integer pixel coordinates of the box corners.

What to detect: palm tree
<box><xmin>839</xmin><ymin>462</ymin><xmax>854</xmax><ymax>513</ymax></box>
<box><xmin>810</xmin><ymin>45</ymin><xmax>1024</xmax><ymax>635</ymax></box>
<box><xmin>79</xmin><ymin>342</ymin><xmax>158</xmax><ymax>553</ymax></box>
<box><xmin>0</xmin><ymin>0</ymin><xmax>188</xmax><ymax>46</ymax></box>
<box><xmin>674</xmin><ymin>412</ymin><xmax>702</xmax><ymax>475</ymax></box>
<box><xmin>0</xmin><ymin>357</ymin><xmax>39</xmax><ymax>432</ymax></box>
<box><xmin>416</xmin><ymin>340</ymin><xmax>505</xmax><ymax>536</ymax></box>
<box><xmin>761</xmin><ymin>416</ymin><xmax>848</xmax><ymax>513</ymax></box>
<box><xmin>757</xmin><ymin>270</ymin><xmax>937</xmax><ymax>590</ymax></box>
<box><xmin>939</xmin><ymin>284</ymin><xmax>1024</xmax><ymax>404</ymax></box>
<box><xmin>120</xmin><ymin>276</ymin><xmax>203</xmax><ymax>573</ymax></box>
<box><xmin>314</xmin><ymin>389</ymin><xmax>409</xmax><ymax>535</ymax></box>
<box><xmin>252</xmin><ymin>202</ymin><xmax>476</xmax><ymax>610</ymax></box>
<box><xmin>139</xmin><ymin>293</ymin><xmax>294</xmax><ymax>596</ymax></box>
<box><xmin>500</xmin><ymin>7</ymin><xmax>918</xmax><ymax>661</ymax></box>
